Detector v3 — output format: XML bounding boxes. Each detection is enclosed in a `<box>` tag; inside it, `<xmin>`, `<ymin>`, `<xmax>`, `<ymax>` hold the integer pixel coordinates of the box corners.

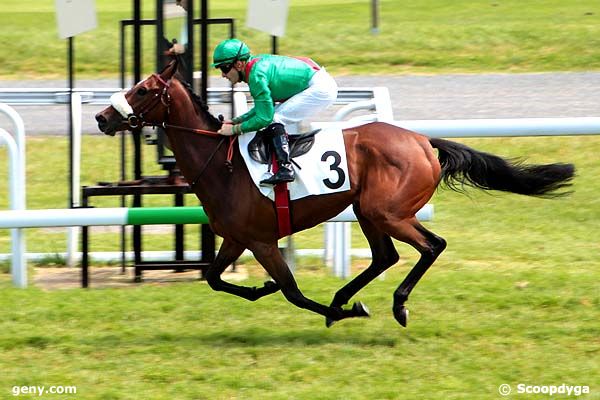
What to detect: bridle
<box><xmin>122</xmin><ymin>73</ymin><xmax>170</xmax><ymax>130</ymax></box>
<box><xmin>124</xmin><ymin>73</ymin><xmax>221</xmax><ymax>138</ymax></box>
<box><xmin>120</xmin><ymin>73</ymin><xmax>236</xmax><ymax>188</ymax></box>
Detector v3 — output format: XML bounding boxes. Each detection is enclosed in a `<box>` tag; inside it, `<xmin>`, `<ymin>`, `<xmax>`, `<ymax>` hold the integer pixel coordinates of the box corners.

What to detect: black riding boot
<box><xmin>260</xmin><ymin>124</ymin><xmax>295</xmax><ymax>185</ymax></box>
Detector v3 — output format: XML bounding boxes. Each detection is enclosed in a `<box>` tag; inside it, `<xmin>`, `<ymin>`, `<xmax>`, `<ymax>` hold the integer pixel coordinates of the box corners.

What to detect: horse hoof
<box><xmin>263</xmin><ymin>280</ymin><xmax>279</xmax><ymax>293</ymax></box>
<box><xmin>352</xmin><ymin>301</ymin><xmax>371</xmax><ymax>318</ymax></box>
<box><xmin>325</xmin><ymin>317</ymin><xmax>336</xmax><ymax>328</ymax></box>
<box><xmin>394</xmin><ymin>306</ymin><xmax>409</xmax><ymax>327</ymax></box>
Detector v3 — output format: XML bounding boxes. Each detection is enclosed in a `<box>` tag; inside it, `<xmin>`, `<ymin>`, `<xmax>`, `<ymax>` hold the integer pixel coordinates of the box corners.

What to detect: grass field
<box><xmin>1</xmin><ymin>0</ymin><xmax>600</xmax><ymax>79</ymax></box>
<box><xmin>0</xmin><ymin>265</ymin><xmax>598</xmax><ymax>399</ymax></box>
<box><xmin>1</xmin><ymin>135</ymin><xmax>599</xmax><ymax>398</ymax></box>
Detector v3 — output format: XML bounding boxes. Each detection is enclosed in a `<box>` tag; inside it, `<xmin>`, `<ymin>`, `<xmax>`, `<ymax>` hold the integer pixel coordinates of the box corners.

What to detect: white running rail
<box><xmin>0</xmin><ymin>104</ymin><xmax>26</xmax><ymax>287</ymax></box>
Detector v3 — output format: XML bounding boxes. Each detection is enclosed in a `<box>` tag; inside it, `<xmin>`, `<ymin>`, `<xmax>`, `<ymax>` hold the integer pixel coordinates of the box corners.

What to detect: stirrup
<box><xmin>260</xmin><ymin>167</ymin><xmax>295</xmax><ymax>185</ymax></box>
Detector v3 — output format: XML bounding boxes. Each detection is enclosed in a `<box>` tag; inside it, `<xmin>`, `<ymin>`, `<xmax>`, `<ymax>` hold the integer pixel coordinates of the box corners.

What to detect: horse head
<box><xmin>95</xmin><ymin>59</ymin><xmax>179</xmax><ymax>136</ymax></box>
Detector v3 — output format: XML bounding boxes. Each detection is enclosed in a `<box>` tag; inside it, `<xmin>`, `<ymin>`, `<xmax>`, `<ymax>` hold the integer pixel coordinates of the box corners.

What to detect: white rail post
<box><xmin>0</xmin><ymin>104</ymin><xmax>27</xmax><ymax>288</ymax></box>
<box><xmin>67</xmin><ymin>93</ymin><xmax>83</xmax><ymax>267</ymax></box>
<box><xmin>372</xmin><ymin>87</ymin><xmax>393</xmax><ymax>122</ymax></box>
<box><xmin>0</xmin><ymin>103</ymin><xmax>26</xmax><ymax>207</ymax></box>
<box><xmin>0</xmin><ymin>129</ymin><xmax>26</xmax><ymax>287</ymax></box>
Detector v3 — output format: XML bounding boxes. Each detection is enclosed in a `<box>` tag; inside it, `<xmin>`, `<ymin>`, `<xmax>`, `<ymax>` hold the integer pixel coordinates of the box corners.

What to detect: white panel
<box><xmin>246</xmin><ymin>0</ymin><xmax>289</xmax><ymax>37</ymax></box>
<box><xmin>55</xmin><ymin>0</ymin><xmax>97</xmax><ymax>39</ymax></box>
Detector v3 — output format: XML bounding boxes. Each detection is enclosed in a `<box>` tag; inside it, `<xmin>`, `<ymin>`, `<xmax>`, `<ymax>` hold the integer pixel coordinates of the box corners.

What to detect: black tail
<box><xmin>429</xmin><ymin>138</ymin><xmax>575</xmax><ymax>198</ymax></box>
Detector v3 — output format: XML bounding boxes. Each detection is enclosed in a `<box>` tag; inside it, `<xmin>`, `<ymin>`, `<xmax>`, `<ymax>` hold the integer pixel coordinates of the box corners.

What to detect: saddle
<box><xmin>248</xmin><ymin>128</ymin><xmax>321</xmax><ymax>164</ymax></box>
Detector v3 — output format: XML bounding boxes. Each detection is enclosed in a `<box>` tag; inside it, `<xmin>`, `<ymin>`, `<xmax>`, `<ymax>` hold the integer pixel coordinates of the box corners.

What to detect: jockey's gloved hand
<box><xmin>218</xmin><ymin>123</ymin><xmax>237</xmax><ymax>136</ymax></box>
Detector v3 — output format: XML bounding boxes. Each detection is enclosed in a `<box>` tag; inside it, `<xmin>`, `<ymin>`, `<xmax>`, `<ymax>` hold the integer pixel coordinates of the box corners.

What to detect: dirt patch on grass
<box><xmin>33</xmin><ymin>265</ymin><xmax>246</xmax><ymax>290</ymax></box>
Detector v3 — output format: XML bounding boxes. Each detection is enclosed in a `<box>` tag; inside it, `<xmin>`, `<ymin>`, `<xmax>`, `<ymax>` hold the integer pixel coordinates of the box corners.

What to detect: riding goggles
<box><xmin>217</xmin><ymin>63</ymin><xmax>234</xmax><ymax>74</ymax></box>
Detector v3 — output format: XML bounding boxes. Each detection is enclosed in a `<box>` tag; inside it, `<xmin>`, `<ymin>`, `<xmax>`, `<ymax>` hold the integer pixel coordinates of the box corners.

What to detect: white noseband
<box><xmin>110</xmin><ymin>91</ymin><xmax>134</xmax><ymax>118</ymax></box>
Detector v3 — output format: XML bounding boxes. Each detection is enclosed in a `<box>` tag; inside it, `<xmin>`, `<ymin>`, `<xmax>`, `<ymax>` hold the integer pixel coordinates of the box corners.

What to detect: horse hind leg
<box><xmin>327</xmin><ymin>203</ymin><xmax>399</xmax><ymax>327</ymax></box>
<box><xmin>383</xmin><ymin>218</ymin><xmax>447</xmax><ymax>327</ymax></box>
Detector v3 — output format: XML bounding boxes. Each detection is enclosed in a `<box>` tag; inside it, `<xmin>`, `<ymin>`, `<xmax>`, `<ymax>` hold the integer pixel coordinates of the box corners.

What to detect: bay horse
<box><xmin>95</xmin><ymin>59</ymin><xmax>574</xmax><ymax>327</ymax></box>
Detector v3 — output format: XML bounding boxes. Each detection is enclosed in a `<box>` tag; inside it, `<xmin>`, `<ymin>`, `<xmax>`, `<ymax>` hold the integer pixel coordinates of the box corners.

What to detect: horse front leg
<box><xmin>249</xmin><ymin>241</ymin><xmax>370</xmax><ymax>325</ymax></box>
<box><xmin>205</xmin><ymin>239</ymin><xmax>280</xmax><ymax>301</ymax></box>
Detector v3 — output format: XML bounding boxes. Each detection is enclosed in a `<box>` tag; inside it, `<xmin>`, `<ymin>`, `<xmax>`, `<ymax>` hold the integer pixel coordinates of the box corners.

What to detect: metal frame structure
<box><xmin>81</xmin><ymin>0</ymin><xmax>238</xmax><ymax>283</ymax></box>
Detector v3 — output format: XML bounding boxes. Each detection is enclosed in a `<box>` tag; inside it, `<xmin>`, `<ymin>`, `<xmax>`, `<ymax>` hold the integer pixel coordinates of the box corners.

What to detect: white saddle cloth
<box><xmin>238</xmin><ymin>128</ymin><xmax>351</xmax><ymax>201</ymax></box>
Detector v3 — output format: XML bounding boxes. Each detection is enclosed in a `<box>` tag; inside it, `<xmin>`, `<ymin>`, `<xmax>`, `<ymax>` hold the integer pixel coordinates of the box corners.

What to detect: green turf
<box><xmin>0</xmin><ymin>262</ymin><xmax>598</xmax><ymax>399</ymax></box>
<box><xmin>1</xmin><ymin>0</ymin><xmax>600</xmax><ymax>79</ymax></box>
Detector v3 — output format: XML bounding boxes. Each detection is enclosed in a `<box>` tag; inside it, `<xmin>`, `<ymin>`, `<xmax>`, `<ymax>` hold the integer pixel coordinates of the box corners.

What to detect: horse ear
<box><xmin>160</xmin><ymin>58</ymin><xmax>179</xmax><ymax>80</ymax></box>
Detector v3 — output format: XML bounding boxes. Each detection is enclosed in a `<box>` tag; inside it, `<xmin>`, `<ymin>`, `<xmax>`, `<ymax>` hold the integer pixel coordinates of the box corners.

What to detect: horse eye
<box><xmin>137</xmin><ymin>87</ymin><xmax>148</xmax><ymax>96</ymax></box>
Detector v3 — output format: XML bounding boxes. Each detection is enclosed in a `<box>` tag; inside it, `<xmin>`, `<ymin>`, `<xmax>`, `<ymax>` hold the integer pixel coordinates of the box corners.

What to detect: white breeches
<box><xmin>273</xmin><ymin>68</ymin><xmax>338</xmax><ymax>132</ymax></box>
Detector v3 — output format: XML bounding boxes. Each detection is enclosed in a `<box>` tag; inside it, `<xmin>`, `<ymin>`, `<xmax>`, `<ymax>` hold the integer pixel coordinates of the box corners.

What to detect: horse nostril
<box><xmin>95</xmin><ymin>114</ymin><xmax>106</xmax><ymax>124</ymax></box>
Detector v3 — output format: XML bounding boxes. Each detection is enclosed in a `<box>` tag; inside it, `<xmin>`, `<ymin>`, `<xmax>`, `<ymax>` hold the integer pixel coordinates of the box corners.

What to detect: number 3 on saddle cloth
<box><xmin>239</xmin><ymin>127</ymin><xmax>351</xmax><ymax>238</ymax></box>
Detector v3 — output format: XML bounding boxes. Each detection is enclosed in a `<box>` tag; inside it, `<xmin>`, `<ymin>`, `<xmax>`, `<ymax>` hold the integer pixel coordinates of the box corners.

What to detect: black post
<box><xmin>119</xmin><ymin>21</ymin><xmax>127</xmax><ymax>274</ymax></box>
<box><xmin>133</xmin><ymin>0</ymin><xmax>142</xmax><ymax>181</ymax></box>
<box><xmin>185</xmin><ymin>0</ymin><xmax>194</xmax><ymax>85</ymax></box>
<box><xmin>81</xmin><ymin>194</ymin><xmax>89</xmax><ymax>288</ymax></box>
<box><xmin>175</xmin><ymin>193</ymin><xmax>184</xmax><ymax>265</ymax></box>
<box><xmin>156</xmin><ymin>0</ymin><xmax>164</xmax><ymax>72</ymax></box>
<box><xmin>271</xmin><ymin>35</ymin><xmax>278</xmax><ymax>54</ymax></box>
<box><xmin>133</xmin><ymin>0</ymin><xmax>142</xmax><ymax>84</ymax></box>
<box><xmin>133</xmin><ymin>0</ymin><xmax>143</xmax><ymax>281</ymax></box>
<box><xmin>200</xmin><ymin>224</ymin><xmax>215</xmax><ymax>278</ymax></box>
<box><xmin>200</xmin><ymin>0</ymin><xmax>215</xmax><ymax>273</ymax></box>
<box><xmin>68</xmin><ymin>37</ymin><xmax>74</xmax><ymax>209</ymax></box>
<box><xmin>200</xmin><ymin>0</ymin><xmax>207</xmax><ymax>100</ymax></box>
<box><xmin>229</xmin><ymin>20</ymin><xmax>236</xmax><ymax>117</ymax></box>
<box><xmin>371</xmin><ymin>0</ymin><xmax>380</xmax><ymax>34</ymax></box>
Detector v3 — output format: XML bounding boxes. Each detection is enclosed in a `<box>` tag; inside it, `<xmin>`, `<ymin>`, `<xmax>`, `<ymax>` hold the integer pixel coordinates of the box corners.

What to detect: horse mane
<box><xmin>176</xmin><ymin>78</ymin><xmax>222</xmax><ymax>130</ymax></box>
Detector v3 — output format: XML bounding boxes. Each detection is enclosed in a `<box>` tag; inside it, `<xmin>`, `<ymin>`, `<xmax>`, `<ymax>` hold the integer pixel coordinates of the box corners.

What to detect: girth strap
<box><xmin>273</xmin><ymin>157</ymin><xmax>292</xmax><ymax>238</ymax></box>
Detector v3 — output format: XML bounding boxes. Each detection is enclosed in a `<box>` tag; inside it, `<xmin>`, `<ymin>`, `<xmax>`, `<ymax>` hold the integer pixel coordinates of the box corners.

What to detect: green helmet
<box><xmin>212</xmin><ymin>39</ymin><xmax>251</xmax><ymax>67</ymax></box>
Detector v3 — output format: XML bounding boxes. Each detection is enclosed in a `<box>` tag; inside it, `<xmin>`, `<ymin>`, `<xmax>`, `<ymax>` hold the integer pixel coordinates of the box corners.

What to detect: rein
<box><xmin>155</xmin><ymin>122</ymin><xmax>221</xmax><ymax>138</ymax></box>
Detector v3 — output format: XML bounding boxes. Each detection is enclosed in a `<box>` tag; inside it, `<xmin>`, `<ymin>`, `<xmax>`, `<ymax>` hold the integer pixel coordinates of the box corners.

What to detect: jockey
<box><xmin>213</xmin><ymin>38</ymin><xmax>338</xmax><ymax>185</ymax></box>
